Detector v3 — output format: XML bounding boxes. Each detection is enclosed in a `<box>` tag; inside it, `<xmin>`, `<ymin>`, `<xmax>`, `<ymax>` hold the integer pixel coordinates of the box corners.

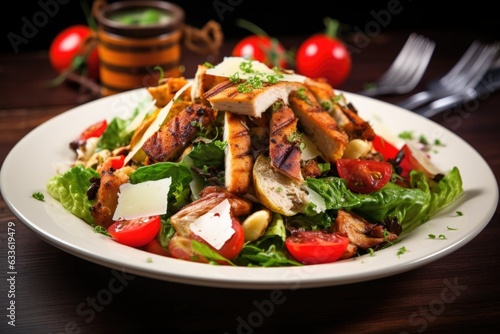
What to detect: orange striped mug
<box><xmin>93</xmin><ymin>0</ymin><xmax>186</xmax><ymax>96</ymax></box>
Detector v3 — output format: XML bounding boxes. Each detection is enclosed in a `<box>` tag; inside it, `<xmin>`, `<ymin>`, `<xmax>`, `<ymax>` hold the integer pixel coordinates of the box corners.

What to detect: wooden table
<box><xmin>1</xmin><ymin>30</ymin><xmax>499</xmax><ymax>333</ymax></box>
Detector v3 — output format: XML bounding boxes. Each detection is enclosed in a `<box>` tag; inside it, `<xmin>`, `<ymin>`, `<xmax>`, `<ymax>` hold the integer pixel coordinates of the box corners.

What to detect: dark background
<box><xmin>2</xmin><ymin>0</ymin><xmax>499</xmax><ymax>54</ymax></box>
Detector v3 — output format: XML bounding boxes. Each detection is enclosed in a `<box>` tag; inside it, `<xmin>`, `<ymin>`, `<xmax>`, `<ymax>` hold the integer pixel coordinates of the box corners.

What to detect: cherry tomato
<box><xmin>107</xmin><ymin>215</ymin><xmax>161</xmax><ymax>248</ymax></box>
<box><xmin>168</xmin><ymin>218</ymin><xmax>245</xmax><ymax>264</ymax></box>
<box><xmin>191</xmin><ymin>217</ymin><xmax>245</xmax><ymax>262</ymax></box>
<box><xmin>336</xmin><ymin>159</ymin><xmax>392</xmax><ymax>194</ymax></box>
<box><xmin>79</xmin><ymin>119</ymin><xmax>107</xmax><ymax>141</ymax></box>
<box><xmin>232</xmin><ymin>35</ymin><xmax>288</xmax><ymax>69</ymax></box>
<box><xmin>142</xmin><ymin>238</ymin><xmax>171</xmax><ymax>257</ymax></box>
<box><xmin>168</xmin><ymin>234</ymin><xmax>209</xmax><ymax>263</ymax></box>
<box><xmin>49</xmin><ymin>25</ymin><xmax>100</xmax><ymax>79</ymax></box>
<box><xmin>398</xmin><ymin>143</ymin><xmax>440</xmax><ymax>178</ymax></box>
<box><xmin>295</xmin><ymin>18</ymin><xmax>351</xmax><ymax>87</ymax></box>
<box><xmin>108</xmin><ymin>155</ymin><xmax>125</xmax><ymax>170</ymax></box>
<box><xmin>372</xmin><ymin>135</ymin><xmax>400</xmax><ymax>161</ymax></box>
<box><xmin>285</xmin><ymin>230</ymin><xmax>349</xmax><ymax>265</ymax></box>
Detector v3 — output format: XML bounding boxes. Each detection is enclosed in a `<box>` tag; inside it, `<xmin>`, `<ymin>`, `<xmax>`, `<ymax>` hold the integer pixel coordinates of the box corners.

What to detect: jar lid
<box><xmin>94</xmin><ymin>1</ymin><xmax>185</xmax><ymax>38</ymax></box>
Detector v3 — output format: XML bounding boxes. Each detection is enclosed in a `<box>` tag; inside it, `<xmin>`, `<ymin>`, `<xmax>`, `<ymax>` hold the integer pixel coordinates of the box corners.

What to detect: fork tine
<box><xmin>377</xmin><ymin>33</ymin><xmax>425</xmax><ymax>84</ymax></box>
<box><xmin>439</xmin><ymin>40</ymin><xmax>483</xmax><ymax>84</ymax></box>
<box><xmin>393</xmin><ymin>38</ymin><xmax>435</xmax><ymax>90</ymax></box>
<box><xmin>359</xmin><ymin>34</ymin><xmax>435</xmax><ymax>96</ymax></box>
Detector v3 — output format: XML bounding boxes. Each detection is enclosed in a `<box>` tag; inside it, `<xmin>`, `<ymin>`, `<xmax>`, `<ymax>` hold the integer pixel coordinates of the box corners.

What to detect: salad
<box><xmin>46</xmin><ymin>57</ymin><xmax>464</xmax><ymax>267</ymax></box>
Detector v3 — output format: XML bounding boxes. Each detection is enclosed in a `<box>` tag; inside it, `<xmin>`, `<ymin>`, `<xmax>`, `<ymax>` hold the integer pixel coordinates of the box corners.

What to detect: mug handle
<box><xmin>183</xmin><ymin>20</ymin><xmax>224</xmax><ymax>57</ymax></box>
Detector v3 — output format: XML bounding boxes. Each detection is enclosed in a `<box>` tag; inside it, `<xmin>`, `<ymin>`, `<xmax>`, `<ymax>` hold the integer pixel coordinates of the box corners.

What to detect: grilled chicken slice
<box><xmin>141</xmin><ymin>104</ymin><xmax>216</xmax><ymax>163</ymax></box>
<box><xmin>304</xmin><ymin>78</ymin><xmax>375</xmax><ymax>141</ymax></box>
<box><xmin>289</xmin><ymin>88</ymin><xmax>348</xmax><ymax>163</ymax></box>
<box><xmin>203</xmin><ymin>80</ymin><xmax>302</xmax><ymax>117</ymax></box>
<box><xmin>335</xmin><ymin>210</ymin><xmax>398</xmax><ymax>250</ymax></box>
<box><xmin>269</xmin><ymin>102</ymin><xmax>303</xmax><ymax>181</ymax></box>
<box><xmin>191</xmin><ymin>64</ymin><xmax>228</xmax><ymax>104</ymax></box>
<box><xmin>224</xmin><ymin>111</ymin><xmax>254</xmax><ymax>194</ymax></box>
<box><xmin>170</xmin><ymin>186</ymin><xmax>252</xmax><ymax>236</ymax></box>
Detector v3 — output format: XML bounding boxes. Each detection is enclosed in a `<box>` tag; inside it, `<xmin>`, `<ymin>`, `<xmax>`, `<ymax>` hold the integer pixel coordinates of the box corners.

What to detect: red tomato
<box><xmin>285</xmin><ymin>230</ymin><xmax>349</xmax><ymax>265</ymax></box>
<box><xmin>398</xmin><ymin>143</ymin><xmax>440</xmax><ymax>178</ymax></box>
<box><xmin>107</xmin><ymin>215</ymin><xmax>161</xmax><ymax>248</ymax></box>
<box><xmin>295</xmin><ymin>18</ymin><xmax>351</xmax><ymax>87</ymax></box>
<box><xmin>336</xmin><ymin>159</ymin><xmax>392</xmax><ymax>194</ymax></box>
<box><xmin>372</xmin><ymin>135</ymin><xmax>400</xmax><ymax>161</ymax></box>
<box><xmin>191</xmin><ymin>217</ymin><xmax>245</xmax><ymax>262</ymax></box>
<box><xmin>168</xmin><ymin>218</ymin><xmax>245</xmax><ymax>264</ymax></box>
<box><xmin>108</xmin><ymin>155</ymin><xmax>125</xmax><ymax>170</ymax></box>
<box><xmin>79</xmin><ymin>119</ymin><xmax>107</xmax><ymax>141</ymax></box>
<box><xmin>142</xmin><ymin>238</ymin><xmax>171</xmax><ymax>257</ymax></box>
<box><xmin>49</xmin><ymin>25</ymin><xmax>100</xmax><ymax>79</ymax></box>
<box><xmin>232</xmin><ymin>35</ymin><xmax>288</xmax><ymax>68</ymax></box>
<box><xmin>168</xmin><ymin>235</ymin><xmax>209</xmax><ymax>263</ymax></box>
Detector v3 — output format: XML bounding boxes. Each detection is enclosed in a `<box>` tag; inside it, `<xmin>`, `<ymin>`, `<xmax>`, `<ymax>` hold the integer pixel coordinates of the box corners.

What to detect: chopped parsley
<box><xmin>397</xmin><ymin>246</ymin><xmax>408</xmax><ymax>257</ymax></box>
<box><xmin>32</xmin><ymin>192</ymin><xmax>44</xmax><ymax>201</ymax></box>
<box><xmin>456</xmin><ymin>211</ymin><xmax>464</xmax><ymax>216</ymax></box>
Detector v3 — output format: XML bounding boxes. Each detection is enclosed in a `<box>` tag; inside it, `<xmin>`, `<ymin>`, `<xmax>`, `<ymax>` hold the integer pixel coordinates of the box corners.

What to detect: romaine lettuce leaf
<box><xmin>46</xmin><ymin>165</ymin><xmax>99</xmax><ymax>225</ymax></box>
<box><xmin>306</xmin><ymin>167</ymin><xmax>463</xmax><ymax>235</ymax></box>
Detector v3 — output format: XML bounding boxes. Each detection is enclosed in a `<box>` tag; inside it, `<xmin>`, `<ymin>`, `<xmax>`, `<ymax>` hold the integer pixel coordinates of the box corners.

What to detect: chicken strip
<box><xmin>269</xmin><ymin>102</ymin><xmax>302</xmax><ymax>181</ymax></box>
<box><xmin>335</xmin><ymin>210</ymin><xmax>398</xmax><ymax>250</ymax></box>
<box><xmin>203</xmin><ymin>80</ymin><xmax>302</xmax><ymax>117</ymax></box>
<box><xmin>191</xmin><ymin>63</ymin><xmax>228</xmax><ymax>104</ymax></box>
<box><xmin>89</xmin><ymin>158</ymin><xmax>132</xmax><ymax>228</ymax></box>
<box><xmin>289</xmin><ymin>87</ymin><xmax>348</xmax><ymax>163</ymax></box>
<box><xmin>141</xmin><ymin>104</ymin><xmax>216</xmax><ymax>163</ymax></box>
<box><xmin>224</xmin><ymin>111</ymin><xmax>254</xmax><ymax>194</ymax></box>
<box><xmin>304</xmin><ymin>78</ymin><xmax>375</xmax><ymax>141</ymax></box>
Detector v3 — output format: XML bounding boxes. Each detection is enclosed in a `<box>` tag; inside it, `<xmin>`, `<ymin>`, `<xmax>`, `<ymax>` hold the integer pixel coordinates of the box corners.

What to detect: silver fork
<box><xmin>358</xmin><ymin>33</ymin><xmax>435</xmax><ymax>97</ymax></box>
<box><xmin>397</xmin><ymin>41</ymin><xmax>500</xmax><ymax>110</ymax></box>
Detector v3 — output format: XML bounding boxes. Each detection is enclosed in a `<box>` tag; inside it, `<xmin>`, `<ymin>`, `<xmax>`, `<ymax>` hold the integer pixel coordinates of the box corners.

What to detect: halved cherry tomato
<box><xmin>336</xmin><ymin>158</ymin><xmax>392</xmax><ymax>194</ymax></box>
<box><xmin>191</xmin><ymin>217</ymin><xmax>245</xmax><ymax>262</ymax></box>
<box><xmin>168</xmin><ymin>234</ymin><xmax>209</xmax><ymax>263</ymax></box>
<box><xmin>107</xmin><ymin>215</ymin><xmax>161</xmax><ymax>248</ymax></box>
<box><xmin>398</xmin><ymin>143</ymin><xmax>440</xmax><ymax>178</ymax></box>
<box><xmin>108</xmin><ymin>155</ymin><xmax>125</xmax><ymax>170</ymax></box>
<box><xmin>142</xmin><ymin>238</ymin><xmax>171</xmax><ymax>257</ymax></box>
<box><xmin>79</xmin><ymin>119</ymin><xmax>107</xmax><ymax>141</ymax></box>
<box><xmin>372</xmin><ymin>135</ymin><xmax>399</xmax><ymax>161</ymax></box>
<box><xmin>285</xmin><ymin>230</ymin><xmax>349</xmax><ymax>265</ymax></box>
<box><xmin>168</xmin><ymin>218</ymin><xmax>245</xmax><ymax>264</ymax></box>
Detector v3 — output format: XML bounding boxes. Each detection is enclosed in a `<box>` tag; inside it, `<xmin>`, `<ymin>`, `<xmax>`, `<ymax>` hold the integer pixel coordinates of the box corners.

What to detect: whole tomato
<box><xmin>232</xmin><ymin>35</ymin><xmax>288</xmax><ymax>69</ymax></box>
<box><xmin>295</xmin><ymin>18</ymin><xmax>351</xmax><ymax>87</ymax></box>
<box><xmin>232</xmin><ymin>19</ymin><xmax>289</xmax><ymax>69</ymax></box>
<box><xmin>49</xmin><ymin>25</ymin><xmax>100</xmax><ymax>79</ymax></box>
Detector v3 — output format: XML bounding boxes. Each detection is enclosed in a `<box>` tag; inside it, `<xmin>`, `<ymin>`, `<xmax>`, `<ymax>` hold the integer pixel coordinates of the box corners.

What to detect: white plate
<box><xmin>1</xmin><ymin>88</ymin><xmax>498</xmax><ymax>289</ymax></box>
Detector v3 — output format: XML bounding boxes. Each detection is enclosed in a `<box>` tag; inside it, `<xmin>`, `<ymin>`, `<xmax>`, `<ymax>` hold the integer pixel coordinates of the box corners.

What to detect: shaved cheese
<box><xmin>206</xmin><ymin>56</ymin><xmax>306</xmax><ymax>83</ymax></box>
<box><xmin>113</xmin><ymin>177</ymin><xmax>171</xmax><ymax>221</ymax></box>
<box><xmin>304</xmin><ymin>186</ymin><xmax>326</xmax><ymax>214</ymax></box>
<box><xmin>189</xmin><ymin>199</ymin><xmax>234</xmax><ymax>250</ymax></box>
<box><xmin>124</xmin><ymin>82</ymin><xmax>193</xmax><ymax>165</ymax></box>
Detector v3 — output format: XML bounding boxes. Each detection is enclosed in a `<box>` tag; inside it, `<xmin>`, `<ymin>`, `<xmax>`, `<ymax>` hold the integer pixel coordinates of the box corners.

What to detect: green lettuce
<box><xmin>306</xmin><ymin>167</ymin><xmax>463</xmax><ymax>236</ymax></box>
<box><xmin>46</xmin><ymin>165</ymin><xmax>99</xmax><ymax>225</ymax></box>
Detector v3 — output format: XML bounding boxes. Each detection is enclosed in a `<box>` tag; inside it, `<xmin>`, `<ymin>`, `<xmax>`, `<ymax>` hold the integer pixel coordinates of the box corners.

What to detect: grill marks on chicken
<box><xmin>224</xmin><ymin>111</ymin><xmax>254</xmax><ymax>195</ymax></box>
<box><xmin>269</xmin><ymin>103</ymin><xmax>303</xmax><ymax>181</ymax></box>
<box><xmin>90</xmin><ymin>159</ymin><xmax>131</xmax><ymax>228</ymax></box>
<box><xmin>203</xmin><ymin>80</ymin><xmax>302</xmax><ymax>117</ymax></box>
<box><xmin>142</xmin><ymin>104</ymin><xmax>216</xmax><ymax>163</ymax></box>
<box><xmin>289</xmin><ymin>88</ymin><xmax>349</xmax><ymax>163</ymax></box>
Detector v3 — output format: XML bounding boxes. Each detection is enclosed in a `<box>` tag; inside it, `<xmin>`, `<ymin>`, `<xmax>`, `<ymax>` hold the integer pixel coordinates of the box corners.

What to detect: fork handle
<box><xmin>396</xmin><ymin>90</ymin><xmax>439</xmax><ymax>110</ymax></box>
